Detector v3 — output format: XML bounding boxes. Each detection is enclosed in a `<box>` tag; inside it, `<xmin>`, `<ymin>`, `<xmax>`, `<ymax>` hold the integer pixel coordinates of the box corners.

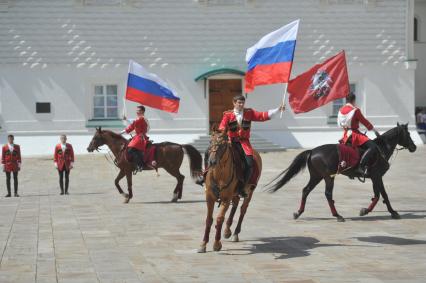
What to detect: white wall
<box><xmin>415</xmin><ymin>0</ymin><xmax>426</xmax><ymax>106</ymax></box>
<box><xmin>1</xmin><ymin>0</ymin><xmax>422</xmax><ymax>152</ymax></box>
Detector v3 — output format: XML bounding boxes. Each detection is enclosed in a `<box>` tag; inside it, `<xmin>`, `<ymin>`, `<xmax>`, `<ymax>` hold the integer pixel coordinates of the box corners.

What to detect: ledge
<box><xmin>86</xmin><ymin>119</ymin><xmax>124</xmax><ymax>128</ymax></box>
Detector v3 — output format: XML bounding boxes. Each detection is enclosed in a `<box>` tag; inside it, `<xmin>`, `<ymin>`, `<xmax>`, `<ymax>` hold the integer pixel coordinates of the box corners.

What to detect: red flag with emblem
<box><xmin>288</xmin><ymin>51</ymin><xmax>349</xmax><ymax>114</ymax></box>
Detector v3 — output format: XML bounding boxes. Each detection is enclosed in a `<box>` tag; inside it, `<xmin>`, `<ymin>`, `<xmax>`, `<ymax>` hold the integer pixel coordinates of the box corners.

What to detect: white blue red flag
<box><xmin>126</xmin><ymin>60</ymin><xmax>180</xmax><ymax>113</ymax></box>
<box><xmin>245</xmin><ymin>19</ymin><xmax>300</xmax><ymax>93</ymax></box>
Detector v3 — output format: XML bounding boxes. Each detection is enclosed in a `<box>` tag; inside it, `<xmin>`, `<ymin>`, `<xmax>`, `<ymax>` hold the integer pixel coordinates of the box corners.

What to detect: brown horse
<box><xmin>87</xmin><ymin>127</ymin><xmax>202</xmax><ymax>203</ymax></box>
<box><xmin>198</xmin><ymin>129</ymin><xmax>262</xmax><ymax>253</ymax></box>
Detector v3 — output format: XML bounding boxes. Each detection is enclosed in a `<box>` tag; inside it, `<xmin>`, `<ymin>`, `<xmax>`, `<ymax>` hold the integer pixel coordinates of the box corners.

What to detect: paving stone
<box><xmin>0</xmin><ymin>149</ymin><xmax>425</xmax><ymax>282</ymax></box>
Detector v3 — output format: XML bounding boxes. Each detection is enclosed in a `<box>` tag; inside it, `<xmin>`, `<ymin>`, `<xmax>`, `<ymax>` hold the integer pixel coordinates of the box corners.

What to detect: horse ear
<box><xmin>397</xmin><ymin>122</ymin><xmax>400</xmax><ymax>127</ymax></box>
<box><xmin>98</xmin><ymin>126</ymin><xmax>102</xmax><ymax>132</ymax></box>
<box><xmin>211</xmin><ymin>123</ymin><xmax>218</xmax><ymax>133</ymax></box>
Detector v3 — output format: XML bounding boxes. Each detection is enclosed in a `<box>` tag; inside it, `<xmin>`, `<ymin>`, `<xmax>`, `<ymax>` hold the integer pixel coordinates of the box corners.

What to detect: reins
<box><xmin>210</xmin><ymin>143</ymin><xmax>235</xmax><ymax>191</ymax></box>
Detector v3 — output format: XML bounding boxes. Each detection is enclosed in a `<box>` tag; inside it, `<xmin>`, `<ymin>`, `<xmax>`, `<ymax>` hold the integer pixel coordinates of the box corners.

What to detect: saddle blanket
<box><xmin>143</xmin><ymin>144</ymin><xmax>157</xmax><ymax>167</ymax></box>
<box><xmin>338</xmin><ymin>144</ymin><xmax>360</xmax><ymax>170</ymax></box>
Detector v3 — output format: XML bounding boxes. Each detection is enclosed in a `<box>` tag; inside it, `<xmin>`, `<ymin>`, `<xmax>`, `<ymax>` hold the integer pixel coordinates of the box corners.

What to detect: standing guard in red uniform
<box><xmin>337</xmin><ymin>93</ymin><xmax>386</xmax><ymax>176</ymax></box>
<box><xmin>197</xmin><ymin>95</ymin><xmax>284</xmax><ymax>197</ymax></box>
<box><xmin>2</xmin><ymin>135</ymin><xmax>21</xmax><ymax>197</ymax></box>
<box><xmin>54</xmin><ymin>135</ymin><xmax>75</xmax><ymax>195</ymax></box>
<box><xmin>121</xmin><ymin>105</ymin><xmax>149</xmax><ymax>171</ymax></box>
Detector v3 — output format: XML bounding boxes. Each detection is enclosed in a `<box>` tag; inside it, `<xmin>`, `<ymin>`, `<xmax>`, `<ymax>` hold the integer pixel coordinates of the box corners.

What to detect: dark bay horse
<box><xmin>265</xmin><ymin>123</ymin><xmax>417</xmax><ymax>221</ymax></box>
<box><xmin>87</xmin><ymin>127</ymin><xmax>202</xmax><ymax>203</ymax></box>
<box><xmin>198</xmin><ymin>129</ymin><xmax>262</xmax><ymax>253</ymax></box>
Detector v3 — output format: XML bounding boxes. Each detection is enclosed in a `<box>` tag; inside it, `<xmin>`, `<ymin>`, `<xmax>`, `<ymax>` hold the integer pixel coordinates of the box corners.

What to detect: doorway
<box><xmin>208</xmin><ymin>79</ymin><xmax>243</xmax><ymax>130</ymax></box>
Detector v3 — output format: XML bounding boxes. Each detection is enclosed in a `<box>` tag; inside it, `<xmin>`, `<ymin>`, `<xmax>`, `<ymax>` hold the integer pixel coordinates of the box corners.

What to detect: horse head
<box><xmin>87</xmin><ymin>127</ymin><xmax>106</xmax><ymax>152</ymax></box>
<box><xmin>208</xmin><ymin>125</ymin><xmax>229</xmax><ymax>166</ymax></box>
<box><xmin>396</xmin><ymin>122</ymin><xmax>417</xmax><ymax>152</ymax></box>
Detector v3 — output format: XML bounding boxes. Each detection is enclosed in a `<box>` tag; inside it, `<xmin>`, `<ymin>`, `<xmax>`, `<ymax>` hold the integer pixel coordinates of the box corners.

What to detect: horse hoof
<box><xmin>391</xmin><ymin>212</ymin><xmax>401</xmax><ymax>219</ymax></box>
<box><xmin>232</xmin><ymin>234</ymin><xmax>239</xmax><ymax>242</ymax></box>
<box><xmin>197</xmin><ymin>246</ymin><xmax>206</xmax><ymax>253</ymax></box>
<box><xmin>360</xmin><ymin>208</ymin><xmax>369</xmax><ymax>216</ymax></box>
<box><xmin>124</xmin><ymin>198</ymin><xmax>130</xmax><ymax>204</ymax></box>
<box><xmin>293</xmin><ymin>212</ymin><xmax>300</xmax><ymax>219</ymax></box>
<box><xmin>213</xmin><ymin>241</ymin><xmax>222</xmax><ymax>251</ymax></box>
<box><xmin>223</xmin><ymin>229</ymin><xmax>232</xmax><ymax>239</ymax></box>
<box><xmin>337</xmin><ymin>216</ymin><xmax>345</xmax><ymax>222</ymax></box>
<box><xmin>171</xmin><ymin>196</ymin><xmax>178</xmax><ymax>203</ymax></box>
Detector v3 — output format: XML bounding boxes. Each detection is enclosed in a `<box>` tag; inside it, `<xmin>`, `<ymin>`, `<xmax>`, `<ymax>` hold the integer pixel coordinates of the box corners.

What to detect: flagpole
<box><xmin>280</xmin><ymin>83</ymin><xmax>288</xmax><ymax>119</ymax></box>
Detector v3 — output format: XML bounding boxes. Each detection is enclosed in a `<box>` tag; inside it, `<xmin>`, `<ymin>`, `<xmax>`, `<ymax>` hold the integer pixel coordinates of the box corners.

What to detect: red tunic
<box><xmin>219</xmin><ymin>108</ymin><xmax>270</xmax><ymax>155</ymax></box>
<box><xmin>54</xmin><ymin>143</ymin><xmax>74</xmax><ymax>171</ymax></box>
<box><xmin>338</xmin><ymin>104</ymin><xmax>373</xmax><ymax>147</ymax></box>
<box><xmin>125</xmin><ymin>117</ymin><xmax>149</xmax><ymax>151</ymax></box>
<box><xmin>2</xmin><ymin>144</ymin><xmax>21</xmax><ymax>173</ymax></box>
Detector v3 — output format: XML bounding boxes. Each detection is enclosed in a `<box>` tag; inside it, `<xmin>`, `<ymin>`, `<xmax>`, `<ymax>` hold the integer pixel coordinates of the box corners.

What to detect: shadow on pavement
<box><xmin>349</xmin><ymin>213</ymin><xmax>426</xmax><ymax>221</ymax></box>
<box><xmin>133</xmin><ymin>200</ymin><xmax>205</xmax><ymax>204</ymax></box>
<box><xmin>355</xmin><ymin>236</ymin><xmax>426</xmax><ymax>245</ymax></box>
<box><xmin>223</xmin><ymin>236</ymin><xmax>358</xmax><ymax>259</ymax></box>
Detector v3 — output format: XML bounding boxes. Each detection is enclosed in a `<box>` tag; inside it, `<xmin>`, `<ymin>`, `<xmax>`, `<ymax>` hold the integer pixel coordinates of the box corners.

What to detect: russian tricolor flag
<box><xmin>245</xmin><ymin>19</ymin><xmax>300</xmax><ymax>93</ymax></box>
<box><xmin>126</xmin><ymin>60</ymin><xmax>180</xmax><ymax>113</ymax></box>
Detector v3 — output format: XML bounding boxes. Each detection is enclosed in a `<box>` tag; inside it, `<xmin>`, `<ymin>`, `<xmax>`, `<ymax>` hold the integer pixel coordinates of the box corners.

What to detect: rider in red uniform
<box><xmin>2</xmin><ymin>134</ymin><xmax>21</xmax><ymax>197</ymax></box>
<box><xmin>121</xmin><ymin>105</ymin><xmax>149</xmax><ymax>171</ymax></box>
<box><xmin>338</xmin><ymin>93</ymin><xmax>383</xmax><ymax>176</ymax></box>
<box><xmin>197</xmin><ymin>95</ymin><xmax>284</xmax><ymax>197</ymax></box>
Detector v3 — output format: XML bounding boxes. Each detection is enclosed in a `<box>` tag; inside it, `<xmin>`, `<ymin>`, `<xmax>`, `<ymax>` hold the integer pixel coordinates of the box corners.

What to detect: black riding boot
<box><xmin>196</xmin><ymin>150</ymin><xmax>210</xmax><ymax>186</ymax></box>
<box><xmin>358</xmin><ymin>141</ymin><xmax>376</xmax><ymax>177</ymax></box>
<box><xmin>5</xmin><ymin>172</ymin><xmax>11</xmax><ymax>197</ymax></box>
<box><xmin>129</xmin><ymin>148</ymin><xmax>144</xmax><ymax>172</ymax></box>
<box><xmin>239</xmin><ymin>155</ymin><xmax>254</xmax><ymax>198</ymax></box>
<box><xmin>13</xmin><ymin>172</ymin><xmax>19</xmax><ymax>197</ymax></box>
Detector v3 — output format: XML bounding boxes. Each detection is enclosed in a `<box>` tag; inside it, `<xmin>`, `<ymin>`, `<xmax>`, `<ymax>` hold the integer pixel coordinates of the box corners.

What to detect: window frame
<box><xmin>91</xmin><ymin>83</ymin><xmax>120</xmax><ymax>120</ymax></box>
<box><xmin>414</xmin><ymin>16</ymin><xmax>420</xmax><ymax>42</ymax></box>
<box><xmin>327</xmin><ymin>83</ymin><xmax>357</xmax><ymax>125</ymax></box>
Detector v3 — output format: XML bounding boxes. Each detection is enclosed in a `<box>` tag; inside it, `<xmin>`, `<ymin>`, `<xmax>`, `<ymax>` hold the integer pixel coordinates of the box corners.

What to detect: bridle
<box><xmin>208</xmin><ymin>134</ymin><xmax>235</xmax><ymax>191</ymax></box>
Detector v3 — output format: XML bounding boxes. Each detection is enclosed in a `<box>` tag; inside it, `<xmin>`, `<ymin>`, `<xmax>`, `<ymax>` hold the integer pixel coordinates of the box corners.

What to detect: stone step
<box><xmin>189</xmin><ymin>134</ymin><xmax>286</xmax><ymax>153</ymax></box>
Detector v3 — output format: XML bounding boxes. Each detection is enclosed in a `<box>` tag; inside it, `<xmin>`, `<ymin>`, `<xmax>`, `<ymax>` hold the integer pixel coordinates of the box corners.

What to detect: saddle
<box><xmin>121</xmin><ymin>141</ymin><xmax>157</xmax><ymax>170</ymax></box>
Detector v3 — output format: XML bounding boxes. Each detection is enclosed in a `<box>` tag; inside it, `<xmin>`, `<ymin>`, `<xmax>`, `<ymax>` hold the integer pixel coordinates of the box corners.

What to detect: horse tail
<box><xmin>265</xmin><ymin>150</ymin><xmax>312</xmax><ymax>193</ymax></box>
<box><xmin>182</xmin><ymin>144</ymin><xmax>203</xmax><ymax>179</ymax></box>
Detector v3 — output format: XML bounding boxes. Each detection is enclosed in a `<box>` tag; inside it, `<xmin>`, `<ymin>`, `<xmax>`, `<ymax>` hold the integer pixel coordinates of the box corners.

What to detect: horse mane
<box><xmin>101</xmin><ymin>130</ymin><xmax>128</xmax><ymax>143</ymax></box>
<box><xmin>374</xmin><ymin>125</ymin><xmax>400</xmax><ymax>147</ymax></box>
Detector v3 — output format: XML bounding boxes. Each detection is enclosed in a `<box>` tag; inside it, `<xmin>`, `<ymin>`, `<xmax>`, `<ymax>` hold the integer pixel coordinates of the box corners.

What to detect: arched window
<box><xmin>414</xmin><ymin>16</ymin><xmax>419</xmax><ymax>42</ymax></box>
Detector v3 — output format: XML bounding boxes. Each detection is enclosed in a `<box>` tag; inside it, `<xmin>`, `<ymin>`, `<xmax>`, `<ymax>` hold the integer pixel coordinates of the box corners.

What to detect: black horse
<box><xmin>265</xmin><ymin>123</ymin><xmax>417</xmax><ymax>221</ymax></box>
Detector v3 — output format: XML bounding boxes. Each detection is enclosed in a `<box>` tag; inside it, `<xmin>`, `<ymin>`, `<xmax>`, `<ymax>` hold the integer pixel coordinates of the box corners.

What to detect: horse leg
<box><xmin>173</xmin><ymin>172</ymin><xmax>185</xmax><ymax>202</ymax></box>
<box><xmin>224</xmin><ymin>195</ymin><xmax>240</xmax><ymax>239</ymax></box>
<box><xmin>163</xmin><ymin>166</ymin><xmax>185</xmax><ymax>203</ymax></box>
<box><xmin>124</xmin><ymin>172</ymin><xmax>133</xmax><ymax>204</ymax></box>
<box><xmin>377</xmin><ymin>177</ymin><xmax>400</xmax><ymax>219</ymax></box>
<box><xmin>114</xmin><ymin>170</ymin><xmax>125</xmax><ymax>195</ymax></box>
<box><xmin>360</xmin><ymin>179</ymin><xmax>380</xmax><ymax>216</ymax></box>
<box><xmin>213</xmin><ymin>201</ymin><xmax>231</xmax><ymax>251</ymax></box>
<box><xmin>294</xmin><ymin>175</ymin><xmax>322</xmax><ymax>219</ymax></box>
<box><xmin>232</xmin><ymin>189</ymin><xmax>254</xmax><ymax>242</ymax></box>
<box><xmin>324</xmin><ymin>177</ymin><xmax>345</xmax><ymax>222</ymax></box>
<box><xmin>198</xmin><ymin>194</ymin><xmax>215</xmax><ymax>253</ymax></box>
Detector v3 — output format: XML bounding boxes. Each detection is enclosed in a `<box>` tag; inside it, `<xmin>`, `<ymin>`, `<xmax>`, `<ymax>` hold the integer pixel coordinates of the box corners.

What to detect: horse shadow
<box><xmin>222</xmin><ymin>236</ymin><xmax>355</xmax><ymax>259</ymax></box>
<box><xmin>349</xmin><ymin>211</ymin><xmax>426</xmax><ymax>221</ymax></box>
<box><xmin>133</xmin><ymin>200</ymin><xmax>205</xmax><ymax>205</ymax></box>
<box><xmin>354</xmin><ymin>236</ymin><xmax>426</xmax><ymax>246</ymax></box>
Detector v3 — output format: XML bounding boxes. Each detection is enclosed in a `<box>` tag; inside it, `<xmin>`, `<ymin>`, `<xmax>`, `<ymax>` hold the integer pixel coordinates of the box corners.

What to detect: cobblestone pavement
<box><xmin>0</xmin><ymin>147</ymin><xmax>425</xmax><ymax>283</ymax></box>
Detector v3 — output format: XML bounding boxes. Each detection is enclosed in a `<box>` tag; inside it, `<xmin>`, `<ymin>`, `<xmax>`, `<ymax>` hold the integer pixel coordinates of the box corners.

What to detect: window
<box><xmin>327</xmin><ymin>83</ymin><xmax>356</xmax><ymax>124</ymax></box>
<box><xmin>414</xmin><ymin>17</ymin><xmax>419</xmax><ymax>42</ymax></box>
<box><xmin>93</xmin><ymin>84</ymin><xmax>118</xmax><ymax>119</ymax></box>
<box><xmin>36</xmin><ymin>102</ymin><xmax>51</xmax><ymax>114</ymax></box>
<box><xmin>331</xmin><ymin>83</ymin><xmax>356</xmax><ymax>117</ymax></box>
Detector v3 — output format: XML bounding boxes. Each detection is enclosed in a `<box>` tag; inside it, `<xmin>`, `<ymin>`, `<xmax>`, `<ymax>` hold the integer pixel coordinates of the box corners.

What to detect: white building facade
<box><xmin>0</xmin><ymin>0</ymin><xmax>423</xmax><ymax>155</ymax></box>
